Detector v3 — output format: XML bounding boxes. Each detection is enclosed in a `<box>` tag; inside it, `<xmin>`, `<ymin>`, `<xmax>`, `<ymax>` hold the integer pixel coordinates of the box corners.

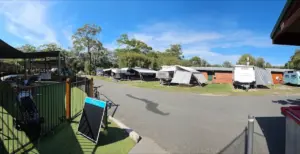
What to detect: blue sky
<box><xmin>0</xmin><ymin>0</ymin><xmax>297</xmax><ymax>65</ymax></box>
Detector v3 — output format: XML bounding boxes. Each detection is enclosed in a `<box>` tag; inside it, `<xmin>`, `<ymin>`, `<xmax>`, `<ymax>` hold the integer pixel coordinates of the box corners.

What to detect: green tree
<box><xmin>17</xmin><ymin>44</ymin><xmax>37</xmax><ymax>52</ymax></box>
<box><xmin>165</xmin><ymin>44</ymin><xmax>183</xmax><ymax>59</ymax></box>
<box><xmin>181</xmin><ymin>59</ymin><xmax>192</xmax><ymax>66</ymax></box>
<box><xmin>256</xmin><ymin>57</ymin><xmax>265</xmax><ymax>68</ymax></box>
<box><xmin>237</xmin><ymin>54</ymin><xmax>256</xmax><ymax>65</ymax></box>
<box><xmin>147</xmin><ymin>51</ymin><xmax>159</xmax><ymax>70</ymax></box>
<box><xmin>222</xmin><ymin>61</ymin><xmax>232</xmax><ymax>68</ymax></box>
<box><xmin>189</xmin><ymin>56</ymin><xmax>202</xmax><ymax>66</ymax></box>
<box><xmin>117</xmin><ymin>52</ymin><xmax>151</xmax><ymax>68</ymax></box>
<box><xmin>84</xmin><ymin>61</ymin><xmax>92</xmax><ymax>74</ymax></box>
<box><xmin>201</xmin><ymin>59</ymin><xmax>209</xmax><ymax>67</ymax></box>
<box><xmin>72</xmin><ymin>24</ymin><xmax>102</xmax><ymax>74</ymax></box>
<box><xmin>211</xmin><ymin>64</ymin><xmax>222</xmax><ymax>67</ymax></box>
<box><xmin>290</xmin><ymin>50</ymin><xmax>300</xmax><ymax>69</ymax></box>
<box><xmin>116</xmin><ymin>34</ymin><xmax>152</xmax><ymax>54</ymax></box>
<box><xmin>265</xmin><ymin>62</ymin><xmax>272</xmax><ymax>68</ymax></box>
<box><xmin>39</xmin><ymin>43</ymin><xmax>63</xmax><ymax>52</ymax></box>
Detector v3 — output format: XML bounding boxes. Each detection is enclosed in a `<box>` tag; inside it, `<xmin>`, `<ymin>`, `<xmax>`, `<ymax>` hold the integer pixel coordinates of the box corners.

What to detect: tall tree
<box><xmin>256</xmin><ymin>57</ymin><xmax>265</xmax><ymax>68</ymax></box>
<box><xmin>265</xmin><ymin>62</ymin><xmax>272</xmax><ymax>68</ymax></box>
<box><xmin>18</xmin><ymin>44</ymin><xmax>37</xmax><ymax>52</ymax></box>
<box><xmin>211</xmin><ymin>64</ymin><xmax>222</xmax><ymax>67</ymax></box>
<box><xmin>116</xmin><ymin>34</ymin><xmax>152</xmax><ymax>54</ymax></box>
<box><xmin>165</xmin><ymin>44</ymin><xmax>184</xmax><ymax>59</ymax></box>
<box><xmin>223</xmin><ymin>61</ymin><xmax>232</xmax><ymax>68</ymax></box>
<box><xmin>237</xmin><ymin>54</ymin><xmax>256</xmax><ymax>65</ymax></box>
<box><xmin>290</xmin><ymin>49</ymin><xmax>300</xmax><ymax>69</ymax></box>
<box><xmin>189</xmin><ymin>56</ymin><xmax>201</xmax><ymax>66</ymax></box>
<box><xmin>72</xmin><ymin>24</ymin><xmax>102</xmax><ymax>74</ymax></box>
<box><xmin>201</xmin><ymin>59</ymin><xmax>209</xmax><ymax>67</ymax></box>
<box><xmin>39</xmin><ymin>43</ymin><xmax>63</xmax><ymax>52</ymax></box>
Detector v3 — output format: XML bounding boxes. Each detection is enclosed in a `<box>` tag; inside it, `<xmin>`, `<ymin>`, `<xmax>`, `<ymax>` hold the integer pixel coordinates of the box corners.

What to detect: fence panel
<box><xmin>70</xmin><ymin>79</ymin><xmax>89</xmax><ymax>119</ymax></box>
<box><xmin>0</xmin><ymin>81</ymin><xmax>66</xmax><ymax>153</ymax></box>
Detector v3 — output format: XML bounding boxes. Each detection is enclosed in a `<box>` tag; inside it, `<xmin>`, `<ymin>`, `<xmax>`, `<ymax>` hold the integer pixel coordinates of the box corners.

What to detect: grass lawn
<box><xmin>28</xmin><ymin>116</ymin><xmax>135</xmax><ymax>154</ymax></box>
<box><xmin>88</xmin><ymin>75</ymin><xmax>300</xmax><ymax>96</ymax></box>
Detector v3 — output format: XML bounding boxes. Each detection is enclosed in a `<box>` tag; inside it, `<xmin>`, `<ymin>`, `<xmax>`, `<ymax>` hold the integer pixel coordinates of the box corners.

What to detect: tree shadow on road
<box><xmin>272</xmin><ymin>99</ymin><xmax>300</xmax><ymax>105</ymax></box>
<box><xmin>126</xmin><ymin>94</ymin><xmax>170</xmax><ymax>116</ymax></box>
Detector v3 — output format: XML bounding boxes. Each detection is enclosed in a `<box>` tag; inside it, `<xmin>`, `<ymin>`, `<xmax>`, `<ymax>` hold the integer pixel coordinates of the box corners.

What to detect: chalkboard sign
<box><xmin>78</xmin><ymin>97</ymin><xmax>107</xmax><ymax>143</ymax></box>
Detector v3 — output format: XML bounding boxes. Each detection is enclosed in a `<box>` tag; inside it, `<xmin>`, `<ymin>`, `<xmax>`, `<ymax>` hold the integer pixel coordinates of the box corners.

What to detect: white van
<box><xmin>233</xmin><ymin>65</ymin><xmax>256</xmax><ymax>91</ymax></box>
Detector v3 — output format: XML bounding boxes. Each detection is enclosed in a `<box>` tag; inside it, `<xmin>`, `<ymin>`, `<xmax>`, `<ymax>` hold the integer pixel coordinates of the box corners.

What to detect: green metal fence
<box><xmin>0</xmin><ymin>78</ymin><xmax>90</xmax><ymax>153</ymax></box>
<box><xmin>70</xmin><ymin>79</ymin><xmax>90</xmax><ymax>119</ymax></box>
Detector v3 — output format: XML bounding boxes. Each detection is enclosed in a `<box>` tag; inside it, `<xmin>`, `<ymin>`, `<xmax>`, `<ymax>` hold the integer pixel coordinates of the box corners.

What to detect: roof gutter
<box><xmin>271</xmin><ymin>0</ymin><xmax>293</xmax><ymax>38</ymax></box>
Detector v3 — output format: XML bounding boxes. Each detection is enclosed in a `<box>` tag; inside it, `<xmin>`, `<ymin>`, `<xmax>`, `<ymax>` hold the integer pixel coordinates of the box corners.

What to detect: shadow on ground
<box><xmin>272</xmin><ymin>99</ymin><xmax>300</xmax><ymax>105</ymax></box>
<box><xmin>255</xmin><ymin>116</ymin><xmax>285</xmax><ymax>154</ymax></box>
<box><xmin>218</xmin><ymin>116</ymin><xmax>285</xmax><ymax>154</ymax></box>
<box><xmin>126</xmin><ymin>94</ymin><xmax>170</xmax><ymax>116</ymax></box>
<box><xmin>218</xmin><ymin>128</ymin><xmax>247</xmax><ymax>154</ymax></box>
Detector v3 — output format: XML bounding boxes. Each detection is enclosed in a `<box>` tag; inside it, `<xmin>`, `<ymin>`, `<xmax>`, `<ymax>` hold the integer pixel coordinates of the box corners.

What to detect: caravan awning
<box><xmin>132</xmin><ymin>68</ymin><xmax>157</xmax><ymax>74</ymax></box>
<box><xmin>254</xmin><ymin>67</ymin><xmax>274</xmax><ymax>86</ymax></box>
<box><xmin>193</xmin><ymin>73</ymin><xmax>208</xmax><ymax>84</ymax></box>
<box><xmin>171</xmin><ymin>70</ymin><xmax>192</xmax><ymax>84</ymax></box>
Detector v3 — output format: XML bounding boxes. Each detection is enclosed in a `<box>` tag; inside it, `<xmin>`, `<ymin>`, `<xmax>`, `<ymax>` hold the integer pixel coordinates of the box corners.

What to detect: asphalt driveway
<box><xmin>94</xmin><ymin>79</ymin><xmax>298</xmax><ymax>154</ymax></box>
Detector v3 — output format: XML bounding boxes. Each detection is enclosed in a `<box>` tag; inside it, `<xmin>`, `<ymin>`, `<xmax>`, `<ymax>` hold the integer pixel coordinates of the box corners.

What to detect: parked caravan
<box><xmin>156</xmin><ymin>66</ymin><xmax>176</xmax><ymax>85</ymax></box>
<box><xmin>283</xmin><ymin>71</ymin><xmax>292</xmax><ymax>84</ymax></box>
<box><xmin>103</xmin><ymin>68</ymin><xmax>112</xmax><ymax>76</ymax></box>
<box><xmin>284</xmin><ymin>71</ymin><xmax>300</xmax><ymax>85</ymax></box>
<box><xmin>233</xmin><ymin>65</ymin><xmax>256</xmax><ymax>91</ymax></box>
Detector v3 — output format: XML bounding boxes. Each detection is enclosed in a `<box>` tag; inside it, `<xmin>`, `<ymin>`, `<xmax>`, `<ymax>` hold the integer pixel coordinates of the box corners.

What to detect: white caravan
<box><xmin>233</xmin><ymin>65</ymin><xmax>256</xmax><ymax>91</ymax></box>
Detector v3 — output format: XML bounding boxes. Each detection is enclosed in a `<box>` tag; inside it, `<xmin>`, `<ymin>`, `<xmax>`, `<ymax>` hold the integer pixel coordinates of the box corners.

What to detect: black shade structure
<box><xmin>24</xmin><ymin>51</ymin><xmax>60</xmax><ymax>58</ymax></box>
<box><xmin>0</xmin><ymin>39</ymin><xmax>25</xmax><ymax>58</ymax></box>
<box><xmin>271</xmin><ymin>0</ymin><xmax>300</xmax><ymax>46</ymax></box>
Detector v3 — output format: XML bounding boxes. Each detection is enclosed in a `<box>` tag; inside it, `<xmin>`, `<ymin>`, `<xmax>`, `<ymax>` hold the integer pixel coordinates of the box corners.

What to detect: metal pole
<box><xmin>247</xmin><ymin>115</ymin><xmax>254</xmax><ymax>154</ymax></box>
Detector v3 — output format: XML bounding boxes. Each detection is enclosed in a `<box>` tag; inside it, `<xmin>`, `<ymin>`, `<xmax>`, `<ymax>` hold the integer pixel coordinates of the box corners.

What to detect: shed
<box><xmin>192</xmin><ymin>67</ymin><xmax>233</xmax><ymax>83</ymax></box>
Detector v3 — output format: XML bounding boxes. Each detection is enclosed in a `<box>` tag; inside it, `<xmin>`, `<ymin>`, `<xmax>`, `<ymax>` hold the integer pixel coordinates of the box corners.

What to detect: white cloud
<box><xmin>62</xmin><ymin>25</ymin><xmax>74</xmax><ymax>48</ymax></box>
<box><xmin>0</xmin><ymin>1</ymin><xmax>72</xmax><ymax>48</ymax></box>
<box><xmin>126</xmin><ymin>22</ymin><xmax>272</xmax><ymax>64</ymax></box>
<box><xmin>0</xmin><ymin>1</ymin><xmax>57</xmax><ymax>46</ymax></box>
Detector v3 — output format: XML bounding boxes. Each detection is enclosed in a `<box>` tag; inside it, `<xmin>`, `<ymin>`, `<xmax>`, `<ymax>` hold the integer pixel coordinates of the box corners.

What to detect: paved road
<box><xmin>95</xmin><ymin>79</ymin><xmax>298</xmax><ymax>154</ymax></box>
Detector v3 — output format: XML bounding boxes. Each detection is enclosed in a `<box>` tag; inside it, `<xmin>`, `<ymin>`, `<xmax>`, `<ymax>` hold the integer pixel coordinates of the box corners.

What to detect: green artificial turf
<box><xmin>28</xmin><ymin>117</ymin><xmax>135</xmax><ymax>154</ymax></box>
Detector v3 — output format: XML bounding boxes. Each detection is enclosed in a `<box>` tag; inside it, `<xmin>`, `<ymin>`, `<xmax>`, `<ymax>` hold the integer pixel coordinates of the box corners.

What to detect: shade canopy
<box><xmin>0</xmin><ymin>39</ymin><xmax>25</xmax><ymax>58</ymax></box>
<box><xmin>271</xmin><ymin>0</ymin><xmax>300</xmax><ymax>46</ymax></box>
<box><xmin>24</xmin><ymin>51</ymin><xmax>61</xmax><ymax>58</ymax></box>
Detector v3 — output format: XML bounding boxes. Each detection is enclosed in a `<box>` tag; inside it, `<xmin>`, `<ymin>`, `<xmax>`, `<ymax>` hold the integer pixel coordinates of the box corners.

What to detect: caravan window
<box><xmin>291</xmin><ymin>75</ymin><xmax>296</xmax><ymax>78</ymax></box>
<box><xmin>285</xmin><ymin>75</ymin><xmax>289</xmax><ymax>78</ymax></box>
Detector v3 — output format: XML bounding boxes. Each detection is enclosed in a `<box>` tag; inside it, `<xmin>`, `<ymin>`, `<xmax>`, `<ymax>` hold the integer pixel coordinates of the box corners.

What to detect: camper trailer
<box><xmin>284</xmin><ymin>71</ymin><xmax>300</xmax><ymax>85</ymax></box>
<box><xmin>156</xmin><ymin>66</ymin><xmax>176</xmax><ymax>85</ymax></box>
<box><xmin>233</xmin><ymin>65</ymin><xmax>256</xmax><ymax>91</ymax></box>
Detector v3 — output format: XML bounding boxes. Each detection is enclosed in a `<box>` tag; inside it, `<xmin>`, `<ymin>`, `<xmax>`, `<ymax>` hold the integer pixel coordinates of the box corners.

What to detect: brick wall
<box><xmin>213</xmin><ymin>72</ymin><xmax>233</xmax><ymax>83</ymax></box>
<box><xmin>201</xmin><ymin>72</ymin><xmax>208</xmax><ymax>79</ymax></box>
